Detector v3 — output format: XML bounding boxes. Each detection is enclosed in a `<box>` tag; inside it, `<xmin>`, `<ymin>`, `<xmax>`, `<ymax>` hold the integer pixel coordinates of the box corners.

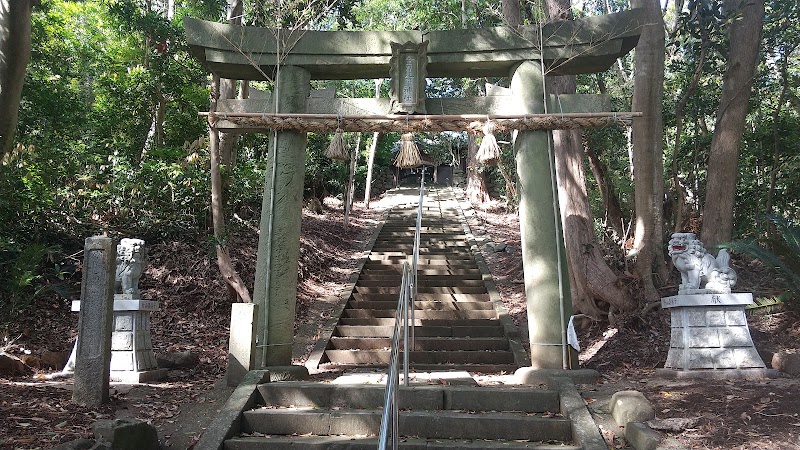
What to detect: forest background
<box><xmin>0</xmin><ymin>0</ymin><xmax>798</xmax><ymax>325</ymax></box>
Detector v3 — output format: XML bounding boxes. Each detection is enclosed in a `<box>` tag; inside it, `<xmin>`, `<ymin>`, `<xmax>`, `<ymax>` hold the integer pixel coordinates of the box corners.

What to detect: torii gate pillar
<box><xmin>252</xmin><ymin>65</ymin><xmax>311</xmax><ymax>367</ymax></box>
<box><xmin>511</xmin><ymin>61</ymin><xmax>576</xmax><ymax>369</ymax></box>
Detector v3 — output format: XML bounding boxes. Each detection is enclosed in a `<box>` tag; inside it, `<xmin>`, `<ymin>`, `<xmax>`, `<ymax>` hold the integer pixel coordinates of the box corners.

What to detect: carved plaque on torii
<box><xmin>389</xmin><ymin>41</ymin><xmax>427</xmax><ymax>114</ymax></box>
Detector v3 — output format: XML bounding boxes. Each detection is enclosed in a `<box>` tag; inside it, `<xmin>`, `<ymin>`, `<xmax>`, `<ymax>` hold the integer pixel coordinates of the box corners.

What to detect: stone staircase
<box><xmin>223</xmin><ymin>379</ymin><xmax>585</xmax><ymax>449</ymax></box>
<box><xmin>316</xmin><ymin>187</ymin><xmax>526</xmax><ymax>372</ymax></box>
<box><xmin>197</xmin><ymin>188</ymin><xmax>607</xmax><ymax>450</ymax></box>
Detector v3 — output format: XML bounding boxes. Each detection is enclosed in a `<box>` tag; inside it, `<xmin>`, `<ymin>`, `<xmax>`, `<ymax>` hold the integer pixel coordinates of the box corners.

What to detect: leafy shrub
<box><xmin>720</xmin><ymin>214</ymin><xmax>800</xmax><ymax>304</ymax></box>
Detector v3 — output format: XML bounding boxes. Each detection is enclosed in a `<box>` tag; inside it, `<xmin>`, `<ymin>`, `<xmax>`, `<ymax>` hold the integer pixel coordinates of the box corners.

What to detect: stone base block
<box><xmin>110</xmin><ymin>368</ymin><xmax>168</xmax><ymax>383</ymax></box>
<box><xmin>512</xmin><ymin>367</ymin><xmax>601</xmax><ymax>386</ymax></box>
<box><xmin>656</xmin><ymin>368</ymin><xmax>782</xmax><ymax>380</ymax></box>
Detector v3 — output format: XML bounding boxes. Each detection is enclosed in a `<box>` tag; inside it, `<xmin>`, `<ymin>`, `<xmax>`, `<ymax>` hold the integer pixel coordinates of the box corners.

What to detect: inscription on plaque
<box><xmin>389</xmin><ymin>41</ymin><xmax>427</xmax><ymax>114</ymax></box>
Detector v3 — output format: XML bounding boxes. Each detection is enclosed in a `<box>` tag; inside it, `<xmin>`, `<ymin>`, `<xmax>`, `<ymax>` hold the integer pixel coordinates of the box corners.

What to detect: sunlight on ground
<box><xmin>579</xmin><ymin>327</ymin><xmax>618</xmax><ymax>364</ymax></box>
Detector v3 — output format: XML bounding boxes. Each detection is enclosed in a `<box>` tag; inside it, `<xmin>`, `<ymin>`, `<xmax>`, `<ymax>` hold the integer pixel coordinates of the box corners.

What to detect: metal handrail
<box><xmin>378</xmin><ymin>169</ymin><xmax>425</xmax><ymax>450</ymax></box>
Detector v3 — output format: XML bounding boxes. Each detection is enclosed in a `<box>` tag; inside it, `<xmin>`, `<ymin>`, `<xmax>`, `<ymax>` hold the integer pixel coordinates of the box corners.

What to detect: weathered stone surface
<box><xmin>625</xmin><ymin>422</ymin><xmax>662</xmax><ymax>450</ymax></box>
<box><xmin>251</xmin><ymin>65</ymin><xmax>311</xmax><ymax>367</ymax></box>
<box><xmin>647</xmin><ymin>417</ymin><xmax>700</xmax><ymax>433</ymax></box>
<box><xmin>227</xmin><ymin>303</ymin><xmax>258</xmax><ymax>387</ymax></box>
<box><xmin>267</xmin><ymin>365</ymin><xmax>310</xmax><ymax>381</ymax></box>
<box><xmin>772</xmin><ymin>351</ymin><xmax>800</xmax><ymax>376</ymax></box>
<box><xmin>73</xmin><ymin>236</ymin><xmax>115</xmax><ymax>407</ymax></box>
<box><xmin>512</xmin><ymin>367</ymin><xmax>601</xmax><ymax>385</ymax></box>
<box><xmin>94</xmin><ymin>418</ymin><xmax>159</xmax><ymax>450</ymax></box>
<box><xmin>610</xmin><ymin>390</ymin><xmax>655</xmax><ymax>427</ymax></box>
<box><xmin>185</xmin><ymin>10</ymin><xmax>643</xmax><ymax>80</ymax></box>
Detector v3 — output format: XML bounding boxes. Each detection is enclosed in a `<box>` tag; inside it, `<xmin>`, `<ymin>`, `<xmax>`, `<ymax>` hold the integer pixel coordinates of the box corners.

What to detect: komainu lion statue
<box><xmin>115</xmin><ymin>238</ymin><xmax>146</xmax><ymax>297</ymax></box>
<box><xmin>668</xmin><ymin>233</ymin><xmax>737</xmax><ymax>293</ymax></box>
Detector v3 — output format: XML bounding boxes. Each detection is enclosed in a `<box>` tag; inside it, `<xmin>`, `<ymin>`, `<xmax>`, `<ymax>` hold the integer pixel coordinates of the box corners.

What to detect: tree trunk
<box><xmin>586</xmin><ymin>143</ymin><xmax>625</xmax><ymax>239</ymax></box>
<box><xmin>209</xmin><ymin>75</ymin><xmax>252</xmax><ymax>303</ymax></box>
<box><xmin>364</xmin><ymin>79</ymin><xmax>382</xmax><ymax>208</ymax></box>
<box><xmin>629</xmin><ymin>0</ymin><xmax>666</xmax><ymax>304</ymax></box>
<box><xmin>0</xmin><ymin>0</ymin><xmax>36</xmax><ymax>156</ymax></box>
<box><xmin>765</xmin><ymin>52</ymin><xmax>792</xmax><ymax>239</ymax></box>
<box><xmin>345</xmin><ymin>132</ymin><xmax>362</xmax><ymax>227</ymax></box>
<box><xmin>701</xmin><ymin>0</ymin><xmax>764</xmax><ymax>248</ymax></box>
<box><xmin>670</xmin><ymin>11</ymin><xmax>708</xmax><ymax>233</ymax></box>
<box><xmin>502</xmin><ymin>0</ymin><xmax>521</xmax><ymax>26</ymax></box>
<box><xmin>543</xmin><ymin>0</ymin><xmax>634</xmax><ymax>317</ymax></box>
<box><xmin>466</xmin><ymin>132</ymin><xmax>490</xmax><ymax>203</ymax></box>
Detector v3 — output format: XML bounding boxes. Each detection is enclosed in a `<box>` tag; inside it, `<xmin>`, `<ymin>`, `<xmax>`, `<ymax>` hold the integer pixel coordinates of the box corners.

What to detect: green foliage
<box><xmin>720</xmin><ymin>215</ymin><xmax>800</xmax><ymax>303</ymax></box>
<box><xmin>0</xmin><ymin>240</ymin><xmax>60</xmax><ymax>314</ymax></box>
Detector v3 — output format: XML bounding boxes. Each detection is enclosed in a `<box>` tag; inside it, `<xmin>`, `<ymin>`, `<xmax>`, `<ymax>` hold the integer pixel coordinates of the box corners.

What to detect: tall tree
<box><xmin>541</xmin><ymin>0</ymin><xmax>634</xmax><ymax>317</ymax></box>
<box><xmin>209</xmin><ymin>0</ymin><xmax>251</xmax><ymax>302</ymax></box>
<box><xmin>0</xmin><ymin>0</ymin><xmax>38</xmax><ymax>156</ymax></box>
<box><xmin>629</xmin><ymin>0</ymin><xmax>666</xmax><ymax>304</ymax></box>
<box><xmin>701</xmin><ymin>0</ymin><xmax>765</xmax><ymax>248</ymax></box>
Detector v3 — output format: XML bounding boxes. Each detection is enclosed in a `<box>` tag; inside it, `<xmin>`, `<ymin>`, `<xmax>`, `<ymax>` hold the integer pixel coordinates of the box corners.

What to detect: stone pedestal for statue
<box><xmin>71</xmin><ymin>297</ymin><xmax>167</xmax><ymax>383</ymax></box>
<box><xmin>658</xmin><ymin>233</ymin><xmax>775</xmax><ymax>379</ymax></box>
<box><xmin>64</xmin><ymin>239</ymin><xmax>166</xmax><ymax>383</ymax></box>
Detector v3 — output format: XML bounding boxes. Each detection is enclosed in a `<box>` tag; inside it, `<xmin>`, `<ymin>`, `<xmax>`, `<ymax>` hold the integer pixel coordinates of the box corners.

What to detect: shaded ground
<box><xmin>1</xmin><ymin>192</ymin><xmax>799</xmax><ymax>449</ymax></box>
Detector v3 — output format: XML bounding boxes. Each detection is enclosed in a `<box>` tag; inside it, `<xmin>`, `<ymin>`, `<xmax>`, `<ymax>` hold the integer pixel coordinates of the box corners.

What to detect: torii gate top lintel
<box><xmin>185</xmin><ymin>9</ymin><xmax>643</xmax><ymax>81</ymax></box>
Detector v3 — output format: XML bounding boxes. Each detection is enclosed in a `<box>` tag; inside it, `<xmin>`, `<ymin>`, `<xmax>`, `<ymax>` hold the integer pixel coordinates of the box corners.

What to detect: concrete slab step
<box><xmin>353</xmin><ymin>293</ymin><xmax>491</xmax><ymax>302</ymax></box>
<box><xmin>356</xmin><ymin>279</ymin><xmax>485</xmax><ymax>287</ymax></box>
<box><xmin>324</xmin><ymin>349</ymin><xmax>515</xmax><ymax>365</ymax></box>
<box><xmin>241</xmin><ymin>409</ymin><xmax>571</xmax><ymax>441</ymax></box>
<box><xmin>316</xmin><ymin>363</ymin><xmax>520</xmax><ymax>372</ymax></box>
<box><xmin>225</xmin><ymin>436</ymin><xmax>582</xmax><ymax>449</ymax></box>
<box><xmin>347</xmin><ymin>300</ymin><xmax>494</xmax><ymax>310</ymax></box>
<box><xmin>360</xmin><ymin>268</ymin><xmax>483</xmax><ymax>276</ymax></box>
<box><xmin>328</xmin><ymin>336</ymin><xmax>509</xmax><ymax>351</ymax></box>
<box><xmin>334</xmin><ymin>325</ymin><xmax>504</xmax><ymax>338</ymax></box>
<box><xmin>355</xmin><ymin>286</ymin><xmax>486</xmax><ymax>294</ymax></box>
<box><xmin>338</xmin><ymin>318</ymin><xmax>499</xmax><ymax>327</ymax></box>
<box><xmin>256</xmin><ymin>382</ymin><xmax>560</xmax><ymax>412</ymax></box>
<box><xmin>342</xmin><ymin>310</ymin><xmax>497</xmax><ymax>320</ymax></box>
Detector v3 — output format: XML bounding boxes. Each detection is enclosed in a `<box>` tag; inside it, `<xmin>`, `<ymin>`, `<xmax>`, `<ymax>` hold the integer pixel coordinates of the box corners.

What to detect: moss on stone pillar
<box><xmin>252</xmin><ymin>65</ymin><xmax>311</xmax><ymax>366</ymax></box>
<box><xmin>510</xmin><ymin>61</ymin><xmax>575</xmax><ymax>369</ymax></box>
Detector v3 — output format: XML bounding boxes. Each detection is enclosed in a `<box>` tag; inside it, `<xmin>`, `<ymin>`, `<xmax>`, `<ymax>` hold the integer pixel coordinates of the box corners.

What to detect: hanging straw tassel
<box><xmin>394</xmin><ymin>132</ymin><xmax>422</xmax><ymax>168</ymax></box>
<box><xmin>476</xmin><ymin>120</ymin><xmax>500</xmax><ymax>164</ymax></box>
<box><xmin>325</xmin><ymin>128</ymin><xmax>349</xmax><ymax>160</ymax></box>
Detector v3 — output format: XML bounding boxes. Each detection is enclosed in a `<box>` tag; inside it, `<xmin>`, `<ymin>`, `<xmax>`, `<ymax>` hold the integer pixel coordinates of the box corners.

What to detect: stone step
<box><xmin>317</xmin><ymin>362</ymin><xmax>520</xmax><ymax>373</ymax></box>
<box><xmin>352</xmin><ymin>293</ymin><xmax>491</xmax><ymax>302</ymax></box>
<box><xmin>342</xmin><ymin>309</ymin><xmax>497</xmax><ymax>320</ymax></box>
<box><xmin>356</xmin><ymin>279</ymin><xmax>485</xmax><ymax>287</ymax></box>
<box><xmin>328</xmin><ymin>336</ymin><xmax>509</xmax><ymax>351</ymax></box>
<box><xmin>359</xmin><ymin>274</ymin><xmax>484</xmax><ymax>281</ymax></box>
<box><xmin>324</xmin><ymin>349</ymin><xmax>515</xmax><ymax>365</ymax></box>
<box><xmin>368</xmin><ymin>250</ymin><xmax>473</xmax><ymax>256</ymax></box>
<box><xmin>380</xmin><ymin>232</ymin><xmax>466</xmax><ymax>238</ymax></box>
<box><xmin>338</xmin><ymin>318</ymin><xmax>499</xmax><ymax>327</ymax></box>
<box><xmin>225</xmin><ymin>436</ymin><xmax>582</xmax><ymax>449</ymax></box>
<box><xmin>334</xmin><ymin>325</ymin><xmax>504</xmax><ymax>338</ymax></box>
<box><xmin>360</xmin><ymin>268</ymin><xmax>483</xmax><ymax>276</ymax></box>
<box><xmin>347</xmin><ymin>300</ymin><xmax>494</xmax><ymax>310</ymax></box>
<box><xmin>241</xmin><ymin>409</ymin><xmax>571</xmax><ymax>441</ymax></box>
<box><xmin>256</xmin><ymin>383</ymin><xmax>560</xmax><ymax>412</ymax></box>
<box><xmin>367</xmin><ymin>254</ymin><xmax>472</xmax><ymax>261</ymax></box>
<box><xmin>355</xmin><ymin>286</ymin><xmax>486</xmax><ymax>294</ymax></box>
<box><xmin>365</xmin><ymin>260</ymin><xmax>478</xmax><ymax>268</ymax></box>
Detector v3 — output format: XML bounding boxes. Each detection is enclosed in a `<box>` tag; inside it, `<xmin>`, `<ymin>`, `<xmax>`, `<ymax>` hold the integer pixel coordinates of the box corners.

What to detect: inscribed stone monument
<box><xmin>72</xmin><ymin>236</ymin><xmax>115</xmax><ymax>406</ymax></box>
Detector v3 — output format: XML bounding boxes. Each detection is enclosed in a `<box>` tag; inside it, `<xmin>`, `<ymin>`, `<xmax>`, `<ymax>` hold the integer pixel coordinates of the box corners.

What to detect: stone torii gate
<box><xmin>185</xmin><ymin>9</ymin><xmax>643</xmax><ymax>372</ymax></box>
